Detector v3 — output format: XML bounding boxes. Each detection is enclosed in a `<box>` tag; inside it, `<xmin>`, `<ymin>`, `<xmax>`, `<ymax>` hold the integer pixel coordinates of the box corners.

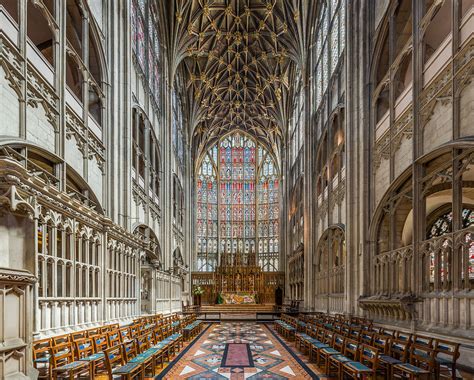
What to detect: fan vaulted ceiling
<box><xmin>160</xmin><ymin>0</ymin><xmax>316</xmax><ymax>161</ymax></box>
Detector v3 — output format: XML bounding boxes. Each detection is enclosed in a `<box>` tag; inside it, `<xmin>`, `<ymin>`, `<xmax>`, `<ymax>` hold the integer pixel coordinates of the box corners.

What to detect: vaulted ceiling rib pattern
<box><xmin>167</xmin><ymin>0</ymin><xmax>315</xmax><ymax>161</ymax></box>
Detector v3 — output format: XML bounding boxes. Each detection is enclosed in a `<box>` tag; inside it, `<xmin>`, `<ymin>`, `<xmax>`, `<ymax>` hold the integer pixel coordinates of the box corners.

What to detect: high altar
<box><xmin>215</xmin><ymin>250</ymin><xmax>261</xmax><ymax>304</ymax></box>
<box><xmin>191</xmin><ymin>250</ymin><xmax>285</xmax><ymax>305</ymax></box>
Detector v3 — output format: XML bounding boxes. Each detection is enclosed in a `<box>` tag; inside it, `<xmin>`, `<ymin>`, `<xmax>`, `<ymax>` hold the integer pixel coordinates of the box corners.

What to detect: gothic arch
<box><xmin>133</xmin><ymin>225</ymin><xmax>162</xmax><ymax>269</ymax></box>
<box><xmin>314</xmin><ymin>224</ymin><xmax>346</xmax><ymax>291</ymax></box>
<box><xmin>369</xmin><ymin>140</ymin><xmax>474</xmax><ymax>298</ymax></box>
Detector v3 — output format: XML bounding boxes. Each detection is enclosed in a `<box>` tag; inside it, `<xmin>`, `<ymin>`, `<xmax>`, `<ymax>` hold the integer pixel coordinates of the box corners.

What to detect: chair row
<box><xmin>275</xmin><ymin>314</ymin><xmax>460</xmax><ymax>380</ymax></box>
<box><xmin>33</xmin><ymin>313</ymin><xmax>191</xmax><ymax>379</ymax></box>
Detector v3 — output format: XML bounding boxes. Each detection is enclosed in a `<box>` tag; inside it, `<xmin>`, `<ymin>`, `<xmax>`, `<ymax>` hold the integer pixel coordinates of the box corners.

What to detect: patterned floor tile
<box><xmin>157</xmin><ymin>322</ymin><xmax>318</xmax><ymax>379</ymax></box>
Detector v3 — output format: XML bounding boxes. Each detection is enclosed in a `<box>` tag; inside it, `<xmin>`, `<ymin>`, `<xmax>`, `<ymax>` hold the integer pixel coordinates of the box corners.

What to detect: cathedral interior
<box><xmin>0</xmin><ymin>0</ymin><xmax>473</xmax><ymax>378</ymax></box>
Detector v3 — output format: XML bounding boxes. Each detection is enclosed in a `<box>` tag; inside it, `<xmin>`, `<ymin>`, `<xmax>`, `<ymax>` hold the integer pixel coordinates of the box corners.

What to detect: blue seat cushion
<box><xmin>130</xmin><ymin>352</ymin><xmax>153</xmax><ymax>363</ymax></box>
<box><xmin>54</xmin><ymin>361</ymin><xmax>89</xmax><ymax>371</ymax></box>
<box><xmin>81</xmin><ymin>353</ymin><xmax>105</xmax><ymax>361</ymax></box>
<box><xmin>331</xmin><ymin>355</ymin><xmax>351</xmax><ymax>363</ymax></box>
<box><xmin>344</xmin><ymin>361</ymin><xmax>372</xmax><ymax>372</ymax></box>
<box><xmin>379</xmin><ymin>355</ymin><xmax>402</xmax><ymax>365</ymax></box>
<box><xmin>113</xmin><ymin>362</ymin><xmax>142</xmax><ymax>374</ymax></box>
<box><xmin>394</xmin><ymin>363</ymin><xmax>430</xmax><ymax>374</ymax></box>
<box><xmin>321</xmin><ymin>347</ymin><xmax>340</xmax><ymax>355</ymax></box>
<box><xmin>34</xmin><ymin>356</ymin><xmax>51</xmax><ymax>363</ymax></box>
<box><xmin>311</xmin><ymin>343</ymin><xmax>329</xmax><ymax>349</ymax></box>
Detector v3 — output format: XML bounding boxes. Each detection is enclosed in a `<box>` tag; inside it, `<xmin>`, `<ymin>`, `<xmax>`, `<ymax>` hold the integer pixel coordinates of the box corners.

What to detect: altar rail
<box><xmin>191</xmin><ymin>271</ymin><xmax>285</xmax><ymax>305</ymax></box>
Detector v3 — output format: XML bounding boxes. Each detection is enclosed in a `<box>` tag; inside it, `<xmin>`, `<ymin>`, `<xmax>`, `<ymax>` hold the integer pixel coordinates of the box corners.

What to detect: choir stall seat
<box><xmin>104</xmin><ymin>344</ymin><xmax>144</xmax><ymax>380</ymax></box>
<box><xmin>74</xmin><ymin>337</ymin><xmax>106</xmax><ymax>376</ymax></box>
<box><xmin>32</xmin><ymin>338</ymin><xmax>52</xmax><ymax>379</ymax></box>
<box><xmin>50</xmin><ymin>342</ymin><xmax>91</xmax><ymax>380</ymax></box>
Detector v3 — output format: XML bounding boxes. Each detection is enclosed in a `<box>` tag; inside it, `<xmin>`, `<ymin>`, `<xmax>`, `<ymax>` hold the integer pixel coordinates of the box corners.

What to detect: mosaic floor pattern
<box><xmin>157</xmin><ymin>322</ymin><xmax>318</xmax><ymax>379</ymax></box>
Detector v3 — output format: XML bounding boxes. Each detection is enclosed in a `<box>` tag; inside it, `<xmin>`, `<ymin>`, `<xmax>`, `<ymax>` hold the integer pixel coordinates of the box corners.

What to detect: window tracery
<box><xmin>427</xmin><ymin>207</ymin><xmax>474</xmax><ymax>283</ymax></box>
<box><xmin>312</xmin><ymin>0</ymin><xmax>345</xmax><ymax>110</ymax></box>
<box><xmin>196</xmin><ymin>132</ymin><xmax>280</xmax><ymax>272</ymax></box>
<box><xmin>132</xmin><ymin>107</ymin><xmax>161</xmax><ymax>200</ymax></box>
<box><xmin>131</xmin><ymin>0</ymin><xmax>162</xmax><ymax>109</ymax></box>
<box><xmin>172</xmin><ymin>87</ymin><xmax>185</xmax><ymax>170</ymax></box>
<box><xmin>173</xmin><ymin>175</ymin><xmax>184</xmax><ymax>229</ymax></box>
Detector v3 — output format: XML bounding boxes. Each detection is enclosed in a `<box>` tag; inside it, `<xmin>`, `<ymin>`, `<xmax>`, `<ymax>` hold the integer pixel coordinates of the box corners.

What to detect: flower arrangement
<box><xmin>193</xmin><ymin>286</ymin><xmax>205</xmax><ymax>296</ymax></box>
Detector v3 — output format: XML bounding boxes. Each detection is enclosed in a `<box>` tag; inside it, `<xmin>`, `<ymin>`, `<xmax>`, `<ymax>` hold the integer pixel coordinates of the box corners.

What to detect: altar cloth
<box><xmin>221</xmin><ymin>292</ymin><xmax>256</xmax><ymax>304</ymax></box>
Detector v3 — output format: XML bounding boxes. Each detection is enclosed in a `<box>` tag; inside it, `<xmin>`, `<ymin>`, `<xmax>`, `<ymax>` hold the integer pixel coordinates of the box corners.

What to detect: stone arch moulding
<box><xmin>369</xmin><ymin>138</ymin><xmax>474</xmax><ymax>243</ymax></box>
<box><xmin>0</xmin><ymin>141</ymin><xmax>104</xmax><ymax>213</ymax></box>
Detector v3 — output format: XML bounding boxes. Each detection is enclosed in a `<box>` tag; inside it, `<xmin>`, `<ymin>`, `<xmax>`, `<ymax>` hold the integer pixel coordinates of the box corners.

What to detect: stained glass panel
<box><xmin>313</xmin><ymin>1</ymin><xmax>345</xmax><ymax>110</ymax></box>
<box><xmin>196</xmin><ymin>132</ymin><xmax>280</xmax><ymax>272</ymax></box>
<box><xmin>131</xmin><ymin>0</ymin><xmax>162</xmax><ymax>109</ymax></box>
<box><xmin>428</xmin><ymin>208</ymin><xmax>474</xmax><ymax>282</ymax></box>
<box><xmin>196</xmin><ymin>153</ymin><xmax>218</xmax><ymax>271</ymax></box>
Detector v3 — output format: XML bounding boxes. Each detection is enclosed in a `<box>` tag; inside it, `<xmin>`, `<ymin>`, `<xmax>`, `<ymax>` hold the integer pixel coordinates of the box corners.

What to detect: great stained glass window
<box><xmin>196</xmin><ymin>132</ymin><xmax>280</xmax><ymax>272</ymax></box>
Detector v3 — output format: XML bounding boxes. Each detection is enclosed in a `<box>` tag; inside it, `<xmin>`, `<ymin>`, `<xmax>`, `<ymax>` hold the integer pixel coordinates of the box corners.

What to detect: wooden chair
<box><xmin>131</xmin><ymin>335</ymin><xmax>155</xmax><ymax>377</ymax></box>
<box><xmin>328</xmin><ymin>337</ymin><xmax>360</xmax><ymax>379</ymax></box>
<box><xmin>119</xmin><ymin>326</ymin><xmax>132</xmax><ymax>343</ymax></box>
<box><xmin>434</xmin><ymin>339</ymin><xmax>460</xmax><ymax>380</ymax></box>
<box><xmin>349</xmin><ymin>327</ymin><xmax>362</xmax><ymax>342</ymax></box>
<box><xmin>295</xmin><ymin>325</ymin><xmax>312</xmax><ymax>352</ymax></box>
<box><xmin>340</xmin><ymin>324</ymin><xmax>350</xmax><ymax>337</ymax></box>
<box><xmin>104</xmin><ymin>344</ymin><xmax>144</xmax><ymax>380</ymax></box>
<box><xmin>372</xmin><ymin>334</ymin><xmax>390</xmax><ymax>354</ymax></box>
<box><xmin>129</xmin><ymin>324</ymin><xmax>140</xmax><ymax>338</ymax></box>
<box><xmin>153</xmin><ymin>329</ymin><xmax>171</xmax><ymax>364</ymax></box>
<box><xmin>393</xmin><ymin>343</ymin><xmax>432</xmax><ymax>380</ymax></box>
<box><xmin>309</xmin><ymin>329</ymin><xmax>330</xmax><ymax>362</ymax></box>
<box><xmin>32</xmin><ymin>338</ymin><xmax>52</xmax><ymax>379</ymax></box>
<box><xmin>107</xmin><ymin>330</ymin><xmax>122</xmax><ymax>347</ymax></box>
<box><xmin>342</xmin><ymin>344</ymin><xmax>379</xmax><ymax>379</ymax></box>
<box><xmin>318</xmin><ymin>333</ymin><xmax>344</xmax><ymax>373</ymax></box>
<box><xmin>409</xmin><ymin>344</ymin><xmax>437</xmax><ymax>376</ymax></box>
<box><xmin>122</xmin><ymin>339</ymin><xmax>139</xmax><ymax>363</ymax></box>
<box><xmin>324</xmin><ymin>333</ymin><xmax>346</xmax><ymax>376</ymax></box>
<box><xmin>313</xmin><ymin>330</ymin><xmax>338</xmax><ymax>367</ymax></box>
<box><xmin>50</xmin><ymin>342</ymin><xmax>91</xmax><ymax>380</ymax></box>
<box><xmin>388</xmin><ymin>338</ymin><xmax>411</xmax><ymax>361</ymax></box>
<box><xmin>377</xmin><ymin>337</ymin><xmax>403</xmax><ymax>379</ymax></box>
<box><xmin>91</xmin><ymin>333</ymin><xmax>109</xmax><ymax>354</ymax></box>
<box><xmin>153</xmin><ymin>341</ymin><xmax>168</xmax><ymax>369</ymax></box>
<box><xmin>74</xmin><ymin>337</ymin><xmax>106</xmax><ymax>376</ymax></box>
<box><xmin>359</xmin><ymin>331</ymin><xmax>375</xmax><ymax>346</ymax></box>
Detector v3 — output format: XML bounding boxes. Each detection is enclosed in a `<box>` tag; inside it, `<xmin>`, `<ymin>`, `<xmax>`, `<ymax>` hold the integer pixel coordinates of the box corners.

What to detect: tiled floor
<box><xmin>156</xmin><ymin>322</ymin><xmax>319</xmax><ymax>379</ymax></box>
